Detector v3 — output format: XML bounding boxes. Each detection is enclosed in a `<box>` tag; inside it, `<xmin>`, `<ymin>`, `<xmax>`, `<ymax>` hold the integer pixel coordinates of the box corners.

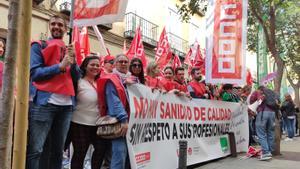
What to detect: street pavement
<box><xmin>192</xmin><ymin>136</ymin><xmax>300</xmax><ymax>169</ymax></box>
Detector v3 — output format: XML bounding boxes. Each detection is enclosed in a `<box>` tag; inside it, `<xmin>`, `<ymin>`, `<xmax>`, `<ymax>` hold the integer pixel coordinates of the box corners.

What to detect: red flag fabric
<box><xmin>172</xmin><ymin>54</ymin><xmax>182</xmax><ymax>69</ymax></box>
<box><xmin>126</xmin><ymin>27</ymin><xmax>147</xmax><ymax>69</ymax></box>
<box><xmin>184</xmin><ymin>48</ymin><xmax>192</xmax><ymax>65</ymax></box>
<box><xmin>185</xmin><ymin>42</ymin><xmax>205</xmax><ymax>74</ymax></box>
<box><xmin>72</xmin><ymin>27</ymin><xmax>90</xmax><ymax>65</ymax></box>
<box><xmin>73</xmin><ymin>0</ymin><xmax>129</xmax><ymax>27</ymax></box>
<box><xmin>72</xmin><ymin>26</ymin><xmax>82</xmax><ymax>65</ymax></box>
<box><xmin>155</xmin><ymin>27</ymin><xmax>171</xmax><ymax>69</ymax></box>
<box><xmin>246</xmin><ymin>69</ymin><xmax>253</xmax><ymax>85</ymax></box>
<box><xmin>79</xmin><ymin>27</ymin><xmax>90</xmax><ymax>65</ymax></box>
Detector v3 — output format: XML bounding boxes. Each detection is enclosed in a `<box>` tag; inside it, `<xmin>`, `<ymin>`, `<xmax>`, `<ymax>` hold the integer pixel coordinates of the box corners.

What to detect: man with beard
<box><xmin>174</xmin><ymin>67</ymin><xmax>188</xmax><ymax>92</ymax></box>
<box><xmin>26</xmin><ymin>15</ymin><xmax>80</xmax><ymax>169</ymax></box>
<box><xmin>187</xmin><ymin>67</ymin><xmax>210</xmax><ymax>99</ymax></box>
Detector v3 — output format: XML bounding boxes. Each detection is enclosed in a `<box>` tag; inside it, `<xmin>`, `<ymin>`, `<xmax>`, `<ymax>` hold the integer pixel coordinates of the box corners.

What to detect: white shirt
<box><xmin>48</xmin><ymin>94</ymin><xmax>72</xmax><ymax>106</ymax></box>
<box><xmin>72</xmin><ymin>79</ymin><xmax>100</xmax><ymax>126</ymax></box>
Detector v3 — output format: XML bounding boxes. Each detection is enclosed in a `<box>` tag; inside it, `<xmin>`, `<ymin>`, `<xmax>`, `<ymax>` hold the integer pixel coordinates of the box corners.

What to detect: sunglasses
<box><xmin>131</xmin><ymin>64</ymin><xmax>141</xmax><ymax>68</ymax></box>
<box><xmin>117</xmin><ymin>60</ymin><xmax>129</xmax><ymax>64</ymax></box>
<box><xmin>105</xmin><ymin>60</ymin><xmax>114</xmax><ymax>64</ymax></box>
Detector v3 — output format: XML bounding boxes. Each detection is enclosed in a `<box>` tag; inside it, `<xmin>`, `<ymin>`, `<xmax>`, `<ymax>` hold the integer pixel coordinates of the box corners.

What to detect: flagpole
<box><xmin>92</xmin><ymin>25</ymin><xmax>108</xmax><ymax>56</ymax></box>
<box><xmin>134</xmin><ymin>27</ymin><xmax>140</xmax><ymax>58</ymax></box>
<box><xmin>69</xmin><ymin>0</ymin><xmax>75</xmax><ymax>44</ymax></box>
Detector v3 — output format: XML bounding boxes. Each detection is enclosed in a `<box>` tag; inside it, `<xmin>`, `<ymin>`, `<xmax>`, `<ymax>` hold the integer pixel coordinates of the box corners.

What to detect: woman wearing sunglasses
<box><xmin>129</xmin><ymin>58</ymin><xmax>145</xmax><ymax>84</ymax></box>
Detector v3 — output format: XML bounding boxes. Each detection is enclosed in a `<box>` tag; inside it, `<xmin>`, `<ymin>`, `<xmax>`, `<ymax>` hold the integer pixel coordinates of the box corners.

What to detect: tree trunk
<box><xmin>272</xmin><ymin>53</ymin><xmax>284</xmax><ymax>94</ymax></box>
<box><xmin>12</xmin><ymin>0</ymin><xmax>32</xmax><ymax>168</ymax></box>
<box><xmin>0</xmin><ymin>0</ymin><xmax>20</xmax><ymax>168</ymax></box>
<box><xmin>287</xmin><ymin>79</ymin><xmax>300</xmax><ymax>108</ymax></box>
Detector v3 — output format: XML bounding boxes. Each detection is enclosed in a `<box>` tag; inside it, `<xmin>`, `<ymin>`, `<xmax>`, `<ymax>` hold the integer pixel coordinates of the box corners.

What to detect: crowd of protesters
<box><xmin>0</xmin><ymin>15</ymin><xmax>293</xmax><ymax>169</ymax></box>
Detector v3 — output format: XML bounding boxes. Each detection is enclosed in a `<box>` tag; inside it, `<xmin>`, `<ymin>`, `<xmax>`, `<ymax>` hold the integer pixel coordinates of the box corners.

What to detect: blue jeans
<box><xmin>110</xmin><ymin>137</ymin><xmax>127</xmax><ymax>169</ymax></box>
<box><xmin>26</xmin><ymin>103</ymin><xmax>73</xmax><ymax>169</ymax></box>
<box><xmin>284</xmin><ymin>118</ymin><xmax>295</xmax><ymax>138</ymax></box>
<box><xmin>255</xmin><ymin>111</ymin><xmax>275</xmax><ymax>155</ymax></box>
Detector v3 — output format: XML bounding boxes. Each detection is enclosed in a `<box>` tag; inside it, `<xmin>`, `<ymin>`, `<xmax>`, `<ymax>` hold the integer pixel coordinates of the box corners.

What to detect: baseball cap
<box><xmin>104</xmin><ymin>55</ymin><xmax>115</xmax><ymax>62</ymax></box>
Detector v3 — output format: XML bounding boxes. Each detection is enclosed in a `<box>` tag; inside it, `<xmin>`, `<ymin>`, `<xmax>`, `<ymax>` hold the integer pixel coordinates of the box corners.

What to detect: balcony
<box><xmin>167</xmin><ymin>32</ymin><xmax>188</xmax><ymax>59</ymax></box>
<box><xmin>124</xmin><ymin>12</ymin><xmax>158</xmax><ymax>48</ymax></box>
<box><xmin>59</xmin><ymin>0</ymin><xmax>71</xmax><ymax>16</ymax></box>
<box><xmin>97</xmin><ymin>24</ymin><xmax>113</xmax><ymax>30</ymax></box>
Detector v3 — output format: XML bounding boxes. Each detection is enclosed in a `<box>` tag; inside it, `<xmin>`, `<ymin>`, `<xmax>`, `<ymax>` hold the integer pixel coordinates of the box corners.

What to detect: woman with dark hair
<box><xmin>69</xmin><ymin>56</ymin><xmax>110</xmax><ymax>169</ymax></box>
<box><xmin>129</xmin><ymin>57</ymin><xmax>145</xmax><ymax>84</ymax></box>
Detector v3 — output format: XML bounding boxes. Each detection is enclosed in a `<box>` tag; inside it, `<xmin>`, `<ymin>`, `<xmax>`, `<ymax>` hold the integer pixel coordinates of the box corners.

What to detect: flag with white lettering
<box><xmin>155</xmin><ymin>27</ymin><xmax>171</xmax><ymax>69</ymax></box>
<box><xmin>205</xmin><ymin>0</ymin><xmax>248</xmax><ymax>85</ymax></box>
<box><xmin>171</xmin><ymin>53</ymin><xmax>182</xmax><ymax>69</ymax></box>
<box><xmin>73</xmin><ymin>0</ymin><xmax>128</xmax><ymax>27</ymax></box>
<box><xmin>127</xmin><ymin>27</ymin><xmax>147</xmax><ymax>69</ymax></box>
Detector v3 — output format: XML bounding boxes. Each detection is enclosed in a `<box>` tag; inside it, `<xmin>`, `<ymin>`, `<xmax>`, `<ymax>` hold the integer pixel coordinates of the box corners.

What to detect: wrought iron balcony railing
<box><xmin>167</xmin><ymin>32</ymin><xmax>188</xmax><ymax>58</ymax></box>
<box><xmin>124</xmin><ymin>12</ymin><xmax>158</xmax><ymax>48</ymax></box>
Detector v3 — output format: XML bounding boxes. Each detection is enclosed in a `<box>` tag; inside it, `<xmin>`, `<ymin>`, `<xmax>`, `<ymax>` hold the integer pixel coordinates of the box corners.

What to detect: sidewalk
<box><xmin>193</xmin><ymin>136</ymin><xmax>300</xmax><ymax>169</ymax></box>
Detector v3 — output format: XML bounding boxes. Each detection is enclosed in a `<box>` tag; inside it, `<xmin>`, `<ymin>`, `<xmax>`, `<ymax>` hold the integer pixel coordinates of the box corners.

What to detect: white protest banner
<box><xmin>126</xmin><ymin>85</ymin><xmax>248</xmax><ymax>169</ymax></box>
<box><xmin>205</xmin><ymin>0</ymin><xmax>248</xmax><ymax>85</ymax></box>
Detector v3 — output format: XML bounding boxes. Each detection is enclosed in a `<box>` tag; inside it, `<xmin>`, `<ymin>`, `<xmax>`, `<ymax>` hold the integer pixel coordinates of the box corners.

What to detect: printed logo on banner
<box><xmin>135</xmin><ymin>152</ymin><xmax>151</xmax><ymax>165</ymax></box>
<box><xmin>192</xmin><ymin>146</ymin><xmax>201</xmax><ymax>155</ymax></box>
<box><xmin>220</xmin><ymin>137</ymin><xmax>229</xmax><ymax>152</ymax></box>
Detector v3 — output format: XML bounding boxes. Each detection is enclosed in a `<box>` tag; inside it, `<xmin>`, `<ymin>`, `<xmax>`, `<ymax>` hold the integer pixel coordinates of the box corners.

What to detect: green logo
<box><xmin>220</xmin><ymin>137</ymin><xmax>228</xmax><ymax>152</ymax></box>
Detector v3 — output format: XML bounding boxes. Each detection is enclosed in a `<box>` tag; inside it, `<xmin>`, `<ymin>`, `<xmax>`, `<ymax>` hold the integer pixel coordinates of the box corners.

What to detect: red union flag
<box><xmin>155</xmin><ymin>27</ymin><xmax>171</xmax><ymax>69</ymax></box>
<box><xmin>73</xmin><ymin>0</ymin><xmax>128</xmax><ymax>27</ymax></box>
<box><xmin>205</xmin><ymin>0</ymin><xmax>247</xmax><ymax>85</ymax></box>
<box><xmin>126</xmin><ymin>27</ymin><xmax>147</xmax><ymax>69</ymax></box>
<box><xmin>172</xmin><ymin>54</ymin><xmax>182</xmax><ymax>69</ymax></box>
<box><xmin>72</xmin><ymin>27</ymin><xmax>90</xmax><ymax>65</ymax></box>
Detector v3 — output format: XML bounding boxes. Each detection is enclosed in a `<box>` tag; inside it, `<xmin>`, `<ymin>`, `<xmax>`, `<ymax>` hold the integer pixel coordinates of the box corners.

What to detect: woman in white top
<box><xmin>70</xmin><ymin>56</ymin><xmax>110</xmax><ymax>169</ymax></box>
